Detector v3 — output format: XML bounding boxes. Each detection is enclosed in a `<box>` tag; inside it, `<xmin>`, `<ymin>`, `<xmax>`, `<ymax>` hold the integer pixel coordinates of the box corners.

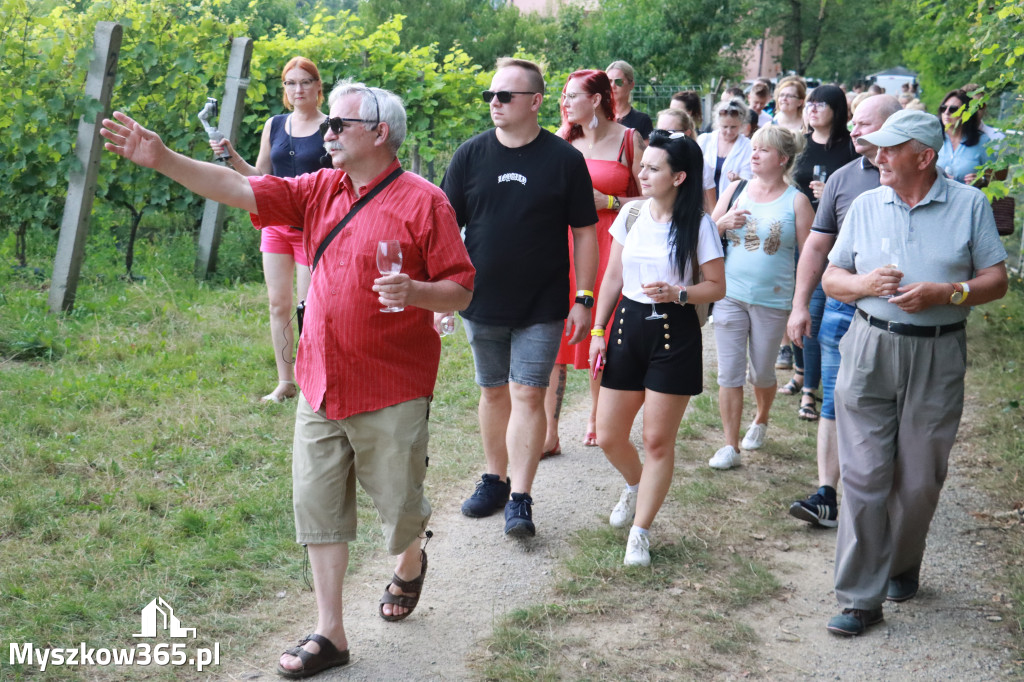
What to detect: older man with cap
<box><xmin>821</xmin><ymin>109</ymin><xmax>1008</xmax><ymax>636</ymax></box>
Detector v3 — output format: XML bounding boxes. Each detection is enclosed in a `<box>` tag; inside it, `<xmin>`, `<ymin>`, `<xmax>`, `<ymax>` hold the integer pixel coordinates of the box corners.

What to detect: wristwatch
<box><xmin>950</xmin><ymin>281</ymin><xmax>970</xmax><ymax>305</ymax></box>
<box><xmin>575</xmin><ymin>289</ymin><xmax>595</xmax><ymax>308</ymax></box>
<box><xmin>611</xmin><ymin>196</ymin><xmax>622</xmax><ymax>211</ymax></box>
<box><xmin>677</xmin><ymin>286</ymin><xmax>688</xmax><ymax>305</ymax></box>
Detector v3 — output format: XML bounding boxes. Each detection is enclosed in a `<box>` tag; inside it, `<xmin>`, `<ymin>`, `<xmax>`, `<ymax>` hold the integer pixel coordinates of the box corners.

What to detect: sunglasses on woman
<box><xmin>481</xmin><ymin>90</ymin><xmax>537</xmax><ymax>103</ymax></box>
<box><xmin>649</xmin><ymin>129</ymin><xmax>686</xmax><ymax>141</ymax></box>
<box><xmin>938</xmin><ymin>105</ymin><xmax>963</xmax><ymax>115</ymax></box>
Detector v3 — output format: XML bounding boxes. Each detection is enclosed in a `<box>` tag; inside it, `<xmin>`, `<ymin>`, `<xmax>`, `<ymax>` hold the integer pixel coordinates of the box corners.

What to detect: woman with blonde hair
<box><xmin>707</xmin><ymin>126</ymin><xmax>814</xmax><ymax>469</ymax></box>
<box><xmin>211</xmin><ymin>56</ymin><xmax>328</xmax><ymax>403</ymax></box>
<box><xmin>772</xmin><ymin>76</ymin><xmax>807</xmax><ymax>133</ymax></box>
<box><xmin>697</xmin><ymin>98</ymin><xmax>752</xmax><ymax>201</ymax></box>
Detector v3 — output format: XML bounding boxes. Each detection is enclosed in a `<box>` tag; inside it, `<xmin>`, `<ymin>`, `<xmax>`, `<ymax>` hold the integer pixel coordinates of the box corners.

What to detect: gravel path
<box><xmin>225</xmin><ymin>324</ymin><xmax>1020</xmax><ymax>680</ymax></box>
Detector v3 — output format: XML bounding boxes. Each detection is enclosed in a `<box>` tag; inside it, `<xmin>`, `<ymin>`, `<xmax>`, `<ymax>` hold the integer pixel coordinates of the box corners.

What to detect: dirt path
<box><xmin>223</xmin><ymin>325</ymin><xmax>1019</xmax><ymax>680</ymax></box>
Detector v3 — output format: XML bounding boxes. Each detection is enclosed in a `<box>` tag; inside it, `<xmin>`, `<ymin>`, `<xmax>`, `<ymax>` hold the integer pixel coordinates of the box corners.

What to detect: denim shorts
<box><xmin>818</xmin><ymin>297</ymin><xmax>855</xmax><ymax>420</ymax></box>
<box><xmin>462</xmin><ymin>318</ymin><xmax>564</xmax><ymax>388</ymax></box>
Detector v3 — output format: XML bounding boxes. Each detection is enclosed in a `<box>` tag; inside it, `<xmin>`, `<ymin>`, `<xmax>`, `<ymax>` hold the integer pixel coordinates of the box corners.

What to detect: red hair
<box><xmin>281</xmin><ymin>56</ymin><xmax>323</xmax><ymax>110</ymax></box>
<box><xmin>557</xmin><ymin>70</ymin><xmax>617</xmax><ymax>142</ymax></box>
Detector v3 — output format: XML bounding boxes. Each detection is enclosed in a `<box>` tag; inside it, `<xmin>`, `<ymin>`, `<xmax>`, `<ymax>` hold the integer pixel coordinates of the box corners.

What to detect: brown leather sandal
<box><xmin>379</xmin><ymin>549</ymin><xmax>427</xmax><ymax>622</ymax></box>
<box><xmin>276</xmin><ymin>633</ymin><xmax>349</xmax><ymax>679</ymax></box>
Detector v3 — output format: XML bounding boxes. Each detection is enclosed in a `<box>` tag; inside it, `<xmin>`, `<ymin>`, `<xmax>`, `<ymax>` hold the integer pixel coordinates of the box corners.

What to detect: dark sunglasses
<box><xmin>482</xmin><ymin>90</ymin><xmax>537</xmax><ymax>104</ymax></box>
<box><xmin>320</xmin><ymin>88</ymin><xmax>381</xmax><ymax>136</ymax></box>
<box><xmin>938</xmin><ymin>105</ymin><xmax>963</xmax><ymax>115</ymax></box>
<box><xmin>650</xmin><ymin>129</ymin><xmax>686</xmax><ymax>141</ymax></box>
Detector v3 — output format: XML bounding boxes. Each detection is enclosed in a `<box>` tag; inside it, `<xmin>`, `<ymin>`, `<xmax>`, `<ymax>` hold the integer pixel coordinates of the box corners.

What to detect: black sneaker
<box><xmin>789</xmin><ymin>486</ymin><xmax>838</xmax><ymax>528</ymax></box>
<box><xmin>503</xmin><ymin>492</ymin><xmax>535</xmax><ymax>537</ymax></box>
<box><xmin>461</xmin><ymin>474</ymin><xmax>511</xmax><ymax>518</ymax></box>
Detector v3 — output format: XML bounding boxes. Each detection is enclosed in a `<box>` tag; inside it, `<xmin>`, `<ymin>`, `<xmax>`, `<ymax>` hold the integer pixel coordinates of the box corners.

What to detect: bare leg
<box><xmin>595</xmin><ymin>387</ymin><xmax>646</xmax><ymax>486</ymax></box>
<box><xmin>263</xmin><ymin>252</ymin><xmax>300</xmax><ymax>402</ymax></box>
<box><xmin>752</xmin><ymin>383</ymin><xmax>777</xmax><ymax>426</ymax></box>
<box><xmin>543</xmin><ymin>364</ymin><xmax>566</xmax><ymax>453</ymax></box>
<box><xmin>633</xmin><ymin>390</ymin><xmax>691</xmax><ymax>529</ymax></box>
<box><xmin>278</xmin><ymin>543</ymin><xmax>349</xmax><ymax>671</ymax></box>
<box><xmin>478</xmin><ymin>385</ymin><xmax>511</xmax><ymax>481</ymax></box>
<box><xmin>817</xmin><ymin>417</ymin><xmax>841</xmax><ymax>488</ymax></box>
<box><xmin>718</xmin><ymin>385</ymin><xmax>744</xmax><ymax>450</ymax></box>
<box><xmin>585</xmin><ymin>371</ymin><xmax>601</xmax><ymax>441</ymax></box>
<box><xmin>506</xmin><ymin>382</ymin><xmax>547</xmax><ymax>495</ymax></box>
<box><xmin>380</xmin><ymin>537</ymin><xmax>427</xmax><ymax>618</ymax></box>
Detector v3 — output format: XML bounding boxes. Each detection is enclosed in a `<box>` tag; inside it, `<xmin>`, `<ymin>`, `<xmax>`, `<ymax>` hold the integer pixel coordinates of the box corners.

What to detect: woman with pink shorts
<box><xmin>211</xmin><ymin>57</ymin><xmax>327</xmax><ymax>402</ymax></box>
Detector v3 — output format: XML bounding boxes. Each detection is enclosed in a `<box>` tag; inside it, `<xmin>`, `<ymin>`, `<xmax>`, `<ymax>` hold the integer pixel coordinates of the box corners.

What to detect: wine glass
<box><xmin>376</xmin><ymin>240</ymin><xmax>404</xmax><ymax>312</ymax></box>
<box><xmin>640</xmin><ymin>263</ymin><xmax>662</xmax><ymax>320</ymax></box>
<box><xmin>879</xmin><ymin>237</ymin><xmax>901</xmax><ymax>299</ymax></box>
<box><xmin>438</xmin><ymin>314</ymin><xmax>457</xmax><ymax>337</ymax></box>
<box><xmin>813</xmin><ymin>164</ymin><xmax>828</xmax><ymax>184</ymax></box>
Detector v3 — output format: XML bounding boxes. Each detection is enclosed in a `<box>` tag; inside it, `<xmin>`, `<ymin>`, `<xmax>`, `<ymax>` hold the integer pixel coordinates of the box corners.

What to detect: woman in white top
<box><xmin>655</xmin><ymin>108</ymin><xmax>716</xmax><ymax>213</ymax></box>
<box><xmin>707</xmin><ymin>126</ymin><xmax>813</xmax><ymax>470</ymax></box>
<box><xmin>772</xmin><ymin>76</ymin><xmax>806</xmax><ymax>133</ymax></box>
<box><xmin>588</xmin><ymin>131</ymin><xmax>726</xmax><ymax>567</ymax></box>
<box><xmin>697</xmin><ymin>99</ymin><xmax>753</xmax><ymax>200</ymax></box>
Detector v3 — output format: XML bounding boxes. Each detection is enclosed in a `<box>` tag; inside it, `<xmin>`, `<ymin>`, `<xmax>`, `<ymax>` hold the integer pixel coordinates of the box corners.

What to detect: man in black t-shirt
<box><xmin>442</xmin><ymin>58</ymin><xmax>598</xmax><ymax>539</ymax></box>
<box><xmin>607</xmin><ymin>60</ymin><xmax>654</xmax><ymax>140</ymax></box>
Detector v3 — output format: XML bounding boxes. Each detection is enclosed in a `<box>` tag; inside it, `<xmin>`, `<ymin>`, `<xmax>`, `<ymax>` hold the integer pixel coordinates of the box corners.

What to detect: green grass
<box><xmin>0</xmin><ymin>227</ymin><xmax>483</xmax><ymax>679</ymax></box>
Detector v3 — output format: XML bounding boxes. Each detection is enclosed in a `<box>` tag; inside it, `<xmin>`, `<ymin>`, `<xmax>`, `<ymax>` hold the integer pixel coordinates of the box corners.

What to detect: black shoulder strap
<box><xmin>726</xmin><ymin>179</ymin><xmax>747</xmax><ymax>211</ymax></box>
<box><xmin>310</xmin><ymin>166</ymin><xmax>404</xmax><ymax>273</ymax></box>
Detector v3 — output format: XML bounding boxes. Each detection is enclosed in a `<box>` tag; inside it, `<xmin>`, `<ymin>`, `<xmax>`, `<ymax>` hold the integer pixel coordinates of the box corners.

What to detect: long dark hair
<box><xmin>647</xmin><ymin>132</ymin><xmax>705</xmax><ymax>278</ymax></box>
<box><xmin>806</xmin><ymin>85</ymin><xmax>850</xmax><ymax>149</ymax></box>
<box><xmin>940</xmin><ymin>89</ymin><xmax>982</xmax><ymax>146</ymax></box>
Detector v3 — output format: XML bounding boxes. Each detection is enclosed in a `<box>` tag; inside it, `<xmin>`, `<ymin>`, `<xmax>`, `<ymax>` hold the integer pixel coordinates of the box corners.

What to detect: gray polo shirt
<box><xmin>812</xmin><ymin>156</ymin><xmax>880</xmax><ymax>236</ymax></box>
<box><xmin>829</xmin><ymin>173</ymin><xmax>1006</xmax><ymax>325</ymax></box>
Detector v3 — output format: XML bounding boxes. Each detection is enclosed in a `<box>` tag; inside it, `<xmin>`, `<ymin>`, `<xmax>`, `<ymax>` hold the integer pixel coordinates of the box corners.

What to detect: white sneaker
<box><xmin>624</xmin><ymin>528</ymin><xmax>651</xmax><ymax>566</ymax></box>
<box><xmin>709</xmin><ymin>445</ymin><xmax>741</xmax><ymax>470</ymax></box>
<box><xmin>741</xmin><ymin>422</ymin><xmax>767</xmax><ymax>450</ymax></box>
<box><xmin>609</xmin><ymin>487</ymin><xmax>638</xmax><ymax>528</ymax></box>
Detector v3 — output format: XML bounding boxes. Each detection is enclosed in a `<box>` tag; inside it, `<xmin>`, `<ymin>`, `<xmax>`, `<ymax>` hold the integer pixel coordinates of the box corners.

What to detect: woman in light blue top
<box><xmin>936</xmin><ymin>88</ymin><xmax>991</xmax><ymax>185</ymax></box>
<box><xmin>707</xmin><ymin>126</ymin><xmax>814</xmax><ymax>470</ymax></box>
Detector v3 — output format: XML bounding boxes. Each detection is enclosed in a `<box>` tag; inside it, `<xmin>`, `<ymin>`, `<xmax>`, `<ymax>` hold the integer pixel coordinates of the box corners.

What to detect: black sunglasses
<box><xmin>482</xmin><ymin>90</ymin><xmax>537</xmax><ymax>104</ymax></box>
<box><xmin>938</xmin><ymin>105</ymin><xmax>962</xmax><ymax>115</ymax></box>
<box><xmin>649</xmin><ymin>129</ymin><xmax>686</xmax><ymax>141</ymax></box>
<box><xmin>320</xmin><ymin>88</ymin><xmax>381</xmax><ymax>136</ymax></box>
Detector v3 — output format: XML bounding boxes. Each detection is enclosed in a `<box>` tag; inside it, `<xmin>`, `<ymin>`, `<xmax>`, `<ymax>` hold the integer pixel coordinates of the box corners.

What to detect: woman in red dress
<box><xmin>543</xmin><ymin>69</ymin><xmax>643</xmax><ymax>455</ymax></box>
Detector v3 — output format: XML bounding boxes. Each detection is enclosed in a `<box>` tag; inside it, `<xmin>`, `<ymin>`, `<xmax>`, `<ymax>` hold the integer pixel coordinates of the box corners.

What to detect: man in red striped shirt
<box><xmin>102</xmin><ymin>82</ymin><xmax>474</xmax><ymax>679</ymax></box>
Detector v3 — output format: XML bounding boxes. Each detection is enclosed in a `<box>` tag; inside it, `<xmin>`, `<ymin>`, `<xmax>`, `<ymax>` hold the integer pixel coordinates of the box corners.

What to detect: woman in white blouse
<box><xmin>697</xmin><ymin>98</ymin><xmax>752</xmax><ymax>201</ymax></box>
<box><xmin>588</xmin><ymin>131</ymin><xmax>726</xmax><ymax>567</ymax></box>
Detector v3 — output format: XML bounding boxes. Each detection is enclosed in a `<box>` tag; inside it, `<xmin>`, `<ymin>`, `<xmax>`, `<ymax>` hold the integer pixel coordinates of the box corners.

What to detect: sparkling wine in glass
<box><xmin>376</xmin><ymin>240</ymin><xmax>404</xmax><ymax>312</ymax></box>
<box><xmin>640</xmin><ymin>263</ymin><xmax>662</xmax><ymax>320</ymax></box>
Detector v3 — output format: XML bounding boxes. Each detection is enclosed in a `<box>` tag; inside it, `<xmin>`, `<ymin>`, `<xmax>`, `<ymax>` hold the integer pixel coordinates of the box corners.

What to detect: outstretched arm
<box><xmin>102</xmin><ymin>111</ymin><xmax>257</xmax><ymax>213</ymax></box>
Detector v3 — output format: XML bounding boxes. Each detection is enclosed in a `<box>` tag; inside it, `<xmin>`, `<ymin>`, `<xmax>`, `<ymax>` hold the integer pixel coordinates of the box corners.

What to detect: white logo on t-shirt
<box><xmin>497</xmin><ymin>172</ymin><xmax>527</xmax><ymax>186</ymax></box>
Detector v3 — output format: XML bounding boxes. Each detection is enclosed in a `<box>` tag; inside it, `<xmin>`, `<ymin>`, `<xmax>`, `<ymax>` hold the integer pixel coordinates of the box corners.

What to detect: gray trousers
<box><xmin>833</xmin><ymin>314</ymin><xmax>966</xmax><ymax>609</ymax></box>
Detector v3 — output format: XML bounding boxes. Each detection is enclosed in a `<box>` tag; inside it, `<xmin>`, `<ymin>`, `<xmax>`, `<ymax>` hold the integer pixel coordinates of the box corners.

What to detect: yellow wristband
<box><xmin>590</xmin><ymin>328</ymin><xmax>605</xmax><ymax>337</ymax></box>
<box><xmin>575</xmin><ymin>289</ymin><xmax>594</xmax><ymax>297</ymax></box>
<box><xmin>607</xmin><ymin>194</ymin><xmax>615</xmax><ymax>210</ymax></box>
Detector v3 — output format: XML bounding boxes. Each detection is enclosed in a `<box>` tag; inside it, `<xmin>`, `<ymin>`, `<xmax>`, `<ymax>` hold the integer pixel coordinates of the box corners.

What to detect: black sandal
<box><xmin>778</xmin><ymin>371</ymin><xmax>804</xmax><ymax>395</ymax></box>
<box><xmin>798</xmin><ymin>391</ymin><xmax>819</xmax><ymax>421</ymax></box>
<box><xmin>379</xmin><ymin>549</ymin><xmax>427</xmax><ymax>622</ymax></box>
<box><xmin>276</xmin><ymin>633</ymin><xmax>349</xmax><ymax>679</ymax></box>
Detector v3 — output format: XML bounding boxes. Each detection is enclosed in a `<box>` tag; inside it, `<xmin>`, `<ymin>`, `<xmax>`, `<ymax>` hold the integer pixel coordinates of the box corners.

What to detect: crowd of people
<box><xmin>98</xmin><ymin>55</ymin><xmax>1009</xmax><ymax>678</ymax></box>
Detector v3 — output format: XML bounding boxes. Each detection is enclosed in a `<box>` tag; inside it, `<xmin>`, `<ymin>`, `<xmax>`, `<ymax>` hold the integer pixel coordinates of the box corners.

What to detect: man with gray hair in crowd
<box><xmin>102</xmin><ymin>80</ymin><xmax>475</xmax><ymax>677</ymax></box>
<box><xmin>607</xmin><ymin>59</ymin><xmax>654</xmax><ymax>139</ymax></box>
<box><xmin>786</xmin><ymin>94</ymin><xmax>903</xmax><ymax>529</ymax></box>
<box><xmin>821</xmin><ymin>109</ymin><xmax>1007</xmax><ymax>636</ymax></box>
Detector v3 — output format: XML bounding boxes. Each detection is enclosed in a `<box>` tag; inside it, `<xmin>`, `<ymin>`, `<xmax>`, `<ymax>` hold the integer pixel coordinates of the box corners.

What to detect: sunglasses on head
<box><xmin>482</xmin><ymin>90</ymin><xmax>537</xmax><ymax>104</ymax></box>
<box><xmin>650</xmin><ymin>129</ymin><xmax>686</xmax><ymax>141</ymax></box>
<box><xmin>320</xmin><ymin>88</ymin><xmax>381</xmax><ymax>136</ymax></box>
